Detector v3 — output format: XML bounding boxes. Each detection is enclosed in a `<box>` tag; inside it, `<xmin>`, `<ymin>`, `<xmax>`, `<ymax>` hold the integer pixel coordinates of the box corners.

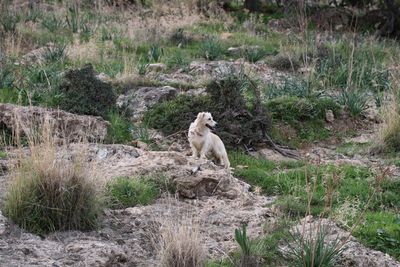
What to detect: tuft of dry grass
<box><xmin>4</xmin><ymin>113</ymin><xmax>102</xmax><ymax>234</ymax></box>
<box><xmin>374</xmin><ymin>74</ymin><xmax>400</xmax><ymax>154</ymax></box>
<box><xmin>159</xmin><ymin>220</ymin><xmax>206</xmax><ymax>267</ymax></box>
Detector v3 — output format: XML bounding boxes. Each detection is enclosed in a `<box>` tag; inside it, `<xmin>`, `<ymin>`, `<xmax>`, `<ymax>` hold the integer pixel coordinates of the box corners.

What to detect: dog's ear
<box><xmin>197</xmin><ymin>112</ymin><xmax>204</xmax><ymax>119</ymax></box>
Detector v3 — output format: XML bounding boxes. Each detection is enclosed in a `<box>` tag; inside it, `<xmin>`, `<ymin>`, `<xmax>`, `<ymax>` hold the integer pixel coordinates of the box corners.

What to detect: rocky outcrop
<box><xmin>116</xmin><ymin>86</ymin><xmax>177</xmax><ymax>122</ymax></box>
<box><xmin>69</xmin><ymin>143</ymin><xmax>249</xmax><ymax>199</ymax></box>
<box><xmin>0</xmin><ymin>103</ymin><xmax>109</xmax><ymax>142</ymax></box>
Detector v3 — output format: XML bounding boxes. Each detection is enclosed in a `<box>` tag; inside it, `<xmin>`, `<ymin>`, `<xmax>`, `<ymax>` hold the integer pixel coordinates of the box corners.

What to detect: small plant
<box><xmin>79</xmin><ymin>22</ymin><xmax>92</xmax><ymax>43</ymax></box>
<box><xmin>264</xmin><ymin>78</ymin><xmax>314</xmax><ymax>99</ymax></box>
<box><xmin>148</xmin><ymin>44</ymin><xmax>163</xmax><ymax>62</ymax></box>
<box><xmin>199</xmin><ymin>37</ymin><xmax>224</xmax><ymax>60</ymax></box>
<box><xmin>160</xmin><ymin>221</ymin><xmax>206</xmax><ymax>267</ymax></box>
<box><xmin>105</xmin><ymin>176</ymin><xmax>159</xmax><ymax>209</ymax></box>
<box><xmin>165</xmin><ymin>49</ymin><xmax>190</xmax><ymax>71</ymax></box>
<box><xmin>132</xmin><ymin>124</ymin><xmax>154</xmax><ymax>144</ymax></box>
<box><xmin>100</xmin><ymin>26</ymin><xmax>113</xmax><ymax>41</ymax></box>
<box><xmin>137</xmin><ymin>57</ymin><xmax>149</xmax><ymax>76</ymax></box>
<box><xmin>43</xmin><ymin>44</ymin><xmax>67</xmax><ymax>63</ymax></box>
<box><xmin>0</xmin><ymin>150</ymin><xmax>6</xmax><ymax>159</ymax></box>
<box><xmin>338</xmin><ymin>89</ymin><xmax>368</xmax><ymax>117</ymax></box>
<box><xmin>25</xmin><ymin>8</ymin><xmax>43</xmax><ymax>23</ymax></box>
<box><xmin>105</xmin><ymin>110</ymin><xmax>132</xmax><ymax>144</ymax></box>
<box><xmin>242</xmin><ymin>47</ymin><xmax>268</xmax><ymax>63</ymax></box>
<box><xmin>66</xmin><ymin>3</ymin><xmax>80</xmax><ymax>33</ymax></box>
<box><xmin>0</xmin><ymin>12</ymin><xmax>20</xmax><ymax>34</ymax></box>
<box><xmin>41</xmin><ymin>14</ymin><xmax>64</xmax><ymax>33</ymax></box>
<box><xmin>286</xmin><ymin>226</ymin><xmax>344</xmax><ymax>267</ymax></box>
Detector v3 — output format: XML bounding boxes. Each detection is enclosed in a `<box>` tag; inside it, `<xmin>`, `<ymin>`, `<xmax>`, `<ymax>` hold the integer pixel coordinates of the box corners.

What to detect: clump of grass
<box><xmin>0</xmin><ymin>150</ymin><xmax>6</xmax><ymax>159</ymax></box>
<box><xmin>234</xmin><ymin>224</ymin><xmax>263</xmax><ymax>267</ymax></box>
<box><xmin>374</xmin><ymin>89</ymin><xmax>400</xmax><ymax>153</ymax></box>
<box><xmin>105</xmin><ymin>110</ymin><xmax>132</xmax><ymax>144</ymax></box>
<box><xmin>105</xmin><ymin>176</ymin><xmax>159</xmax><ymax>209</ymax></box>
<box><xmin>0</xmin><ymin>11</ymin><xmax>20</xmax><ymax>34</ymax></box>
<box><xmin>199</xmin><ymin>36</ymin><xmax>224</xmax><ymax>60</ymax></box>
<box><xmin>3</xmin><ymin>117</ymin><xmax>101</xmax><ymax>234</ymax></box>
<box><xmin>43</xmin><ymin>44</ymin><xmax>67</xmax><ymax>63</ymax></box>
<box><xmin>41</xmin><ymin>14</ymin><xmax>64</xmax><ymax>33</ymax></box>
<box><xmin>242</xmin><ymin>47</ymin><xmax>269</xmax><ymax>63</ymax></box>
<box><xmin>160</xmin><ymin>220</ymin><xmax>206</xmax><ymax>267</ymax></box>
<box><xmin>66</xmin><ymin>3</ymin><xmax>80</xmax><ymax>33</ymax></box>
<box><xmin>286</xmin><ymin>225</ymin><xmax>344</xmax><ymax>267</ymax></box>
<box><xmin>338</xmin><ymin>89</ymin><xmax>368</xmax><ymax>117</ymax></box>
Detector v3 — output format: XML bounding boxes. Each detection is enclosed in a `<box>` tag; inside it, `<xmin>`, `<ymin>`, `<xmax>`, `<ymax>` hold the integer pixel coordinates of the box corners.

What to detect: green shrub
<box><xmin>234</xmin><ymin>225</ymin><xmax>262</xmax><ymax>267</ymax></box>
<box><xmin>199</xmin><ymin>37</ymin><xmax>224</xmax><ymax>60</ymax></box>
<box><xmin>4</xmin><ymin>142</ymin><xmax>100</xmax><ymax>234</ymax></box>
<box><xmin>66</xmin><ymin>3</ymin><xmax>80</xmax><ymax>33</ymax></box>
<box><xmin>266</xmin><ymin>96</ymin><xmax>339</xmax><ymax>122</ymax></box>
<box><xmin>105</xmin><ymin>111</ymin><xmax>132</xmax><ymax>144</ymax></box>
<box><xmin>143</xmin><ymin>95</ymin><xmax>212</xmax><ymax>135</ymax></box>
<box><xmin>0</xmin><ymin>150</ymin><xmax>6</xmax><ymax>159</ymax></box>
<box><xmin>149</xmin><ymin>44</ymin><xmax>164</xmax><ymax>62</ymax></box>
<box><xmin>58</xmin><ymin>64</ymin><xmax>116</xmax><ymax>118</ymax></box>
<box><xmin>105</xmin><ymin>176</ymin><xmax>159</xmax><ymax>209</ymax></box>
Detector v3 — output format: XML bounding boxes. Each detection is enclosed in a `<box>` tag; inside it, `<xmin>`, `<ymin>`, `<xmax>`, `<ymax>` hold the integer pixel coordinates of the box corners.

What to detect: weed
<box><xmin>269</xmin><ymin>55</ymin><xmax>300</xmax><ymax>71</ymax></box>
<box><xmin>131</xmin><ymin>124</ymin><xmax>154</xmax><ymax>144</ymax></box>
<box><xmin>148</xmin><ymin>45</ymin><xmax>164</xmax><ymax>63</ymax></box>
<box><xmin>0</xmin><ymin>12</ymin><xmax>20</xmax><ymax>34</ymax></box>
<box><xmin>354</xmin><ymin>211</ymin><xmax>400</xmax><ymax>260</ymax></box>
<box><xmin>41</xmin><ymin>14</ymin><xmax>64</xmax><ymax>33</ymax></box>
<box><xmin>242</xmin><ymin>47</ymin><xmax>268</xmax><ymax>63</ymax></box>
<box><xmin>235</xmin><ymin>224</ymin><xmax>262</xmax><ymax>267</ymax></box>
<box><xmin>66</xmin><ymin>3</ymin><xmax>80</xmax><ymax>33</ymax></box>
<box><xmin>137</xmin><ymin>56</ymin><xmax>149</xmax><ymax>76</ymax></box>
<box><xmin>43</xmin><ymin>44</ymin><xmax>67</xmax><ymax>63</ymax></box>
<box><xmin>105</xmin><ymin>176</ymin><xmax>159</xmax><ymax>209</ymax></box>
<box><xmin>338</xmin><ymin>89</ymin><xmax>368</xmax><ymax>117</ymax></box>
<box><xmin>199</xmin><ymin>37</ymin><xmax>224</xmax><ymax>60</ymax></box>
<box><xmin>160</xmin><ymin>221</ymin><xmax>206</xmax><ymax>267</ymax></box>
<box><xmin>286</xmin><ymin>225</ymin><xmax>344</xmax><ymax>267</ymax></box>
<box><xmin>105</xmin><ymin>110</ymin><xmax>132</xmax><ymax>144</ymax></box>
<box><xmin>0</xmin><ymin>150</ymin><xmax>6</xmax><ymax>159</ymax></box>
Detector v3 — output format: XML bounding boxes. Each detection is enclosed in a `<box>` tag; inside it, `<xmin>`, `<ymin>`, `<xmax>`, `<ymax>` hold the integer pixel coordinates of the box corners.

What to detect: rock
<box><xmin>0</xmin><ymin>103</ymin><xmax>109</xmax><ymax>142</ymax></box>
<box><xmin>325</xmin><ymin>109</ymin><xmax>335</xmax><ymax>123</ymax></box>
<box><xmin>363</xmin><ymin>99</ymin><xmax>381</xmax><ymax>122</ymax></box>
<box><xmin>251</xmin><ymin>148</ymin><xmax>297</xmax><ymax>163</ymax></box>
<box><xmin>147</xmin><ymin>63</ymin><xmax>166</xmax><ymax>72</ymax></box>
<box><xmin>0</xmin><ymin>210</ymin><xmax>6</xmax><ymax>235</ymax></box>
<box><xmin>117</xmin><ymin>86</ymin><xmax>177</xmax><ymax>122</ymax></box>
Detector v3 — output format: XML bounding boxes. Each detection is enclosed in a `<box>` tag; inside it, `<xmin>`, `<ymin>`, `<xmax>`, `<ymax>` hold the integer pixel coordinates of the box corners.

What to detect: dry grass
<box><xmin>159</xmin><ymin>219</ymin><xmax>206</xmax><ymax>267</ymax></box>
<box><xmin>4</xmin><ymin>113</ymin><xmax>102</xmax><ymax>234</ymax></box>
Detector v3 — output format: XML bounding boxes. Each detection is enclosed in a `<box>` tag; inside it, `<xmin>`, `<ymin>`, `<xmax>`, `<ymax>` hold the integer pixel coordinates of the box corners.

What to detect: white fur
<box><xmin>188</xmin><ymin>112</ymin><xmax>230</xmax><ymax>168</ymax></box>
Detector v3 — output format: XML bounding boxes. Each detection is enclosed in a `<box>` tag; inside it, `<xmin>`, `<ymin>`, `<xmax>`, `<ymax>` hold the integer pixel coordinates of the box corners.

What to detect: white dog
<box><xmin>188</xmin><ymin>112</ymin><xmax>230</xmax><ymax>168</ymax></box>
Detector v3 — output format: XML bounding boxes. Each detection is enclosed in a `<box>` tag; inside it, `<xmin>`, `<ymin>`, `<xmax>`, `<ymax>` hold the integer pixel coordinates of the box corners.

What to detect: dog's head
<box><xmin>196</xmin><ymin>112</ymin><xmax>217</xmax><ymax>130</ymax></box>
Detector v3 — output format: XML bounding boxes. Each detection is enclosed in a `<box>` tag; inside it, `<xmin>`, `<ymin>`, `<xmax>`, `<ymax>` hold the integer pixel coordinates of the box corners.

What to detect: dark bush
<box><xmin>58</xmin><ymin>64</ymin><xmax>116</xmax><ymax>118</ymax></box>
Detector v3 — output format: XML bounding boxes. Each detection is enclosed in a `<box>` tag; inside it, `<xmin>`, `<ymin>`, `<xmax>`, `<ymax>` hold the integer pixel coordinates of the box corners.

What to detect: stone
<box><xmin>117</xmin><ymin>86</ymin><xmax>177</xmax><ymax>122</ymax></box>
<box><xmin>0</xmin><ymin>103</ymin><xmax>109</xmax><ymax>142</ymax></box>
<box><xmin>0</xmin><ymin>210</ymin><xmax>6</xmax><ymax>235</ymax></box>
<box><xmin>325</xmin><ymin>109</ymin><xmax>335</xmax><ymax>123</ymax></box>
<box><xmin>147</xmin><ymin>63</ymin><xmax>166</xmax><ymax>72</ymax></box>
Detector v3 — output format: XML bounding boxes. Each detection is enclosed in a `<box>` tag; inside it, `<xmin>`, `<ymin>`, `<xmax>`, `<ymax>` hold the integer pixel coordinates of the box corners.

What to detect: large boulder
<box><xmin>117</xmin><ymin>86</ymin><xmax>177</xmax><ymax>122</ymax></box>
<box><xmin>0</xmin><ymin>103</ymin><xmax>109</xmax><ymax>142</ymax></box>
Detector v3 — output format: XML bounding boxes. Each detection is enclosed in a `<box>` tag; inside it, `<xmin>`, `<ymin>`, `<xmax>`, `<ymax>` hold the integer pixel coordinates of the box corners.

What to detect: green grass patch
<box><xmin>105</xmin><ymin>110</ymin><xmax>132</xmax><ymax>144</ymax></box>
<box><xmin>105</xmin><ymin>176</ymin><xmax>160</xmax><ymax>209</ymax></box>
<box><xmin>354</xmin><ymin>211</ymin><xmax>400</xmax><ymax>260</ymax></box>
<box><xmin>0</xmin><ymin>151</ymin><xmax>7</xmax><ymax>159</ymax></box>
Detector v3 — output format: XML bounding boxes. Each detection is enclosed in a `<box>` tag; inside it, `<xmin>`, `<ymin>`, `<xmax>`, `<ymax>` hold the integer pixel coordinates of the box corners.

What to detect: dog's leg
<box><xmin>199</xmin><ymin>144</ymin><xmax>209</xmax><ymax>159</ymax></box>
<box><xmin>190</xmin><ymin>143</ymin><xmax>199</xmax><ymax>158</ymax></box>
